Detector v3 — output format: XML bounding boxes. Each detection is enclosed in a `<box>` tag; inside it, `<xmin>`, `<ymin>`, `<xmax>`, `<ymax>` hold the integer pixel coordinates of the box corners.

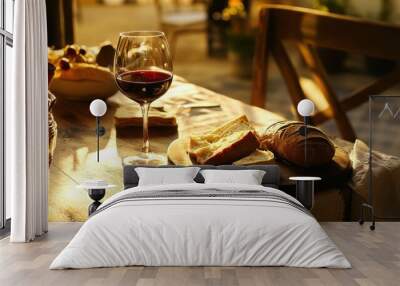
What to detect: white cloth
<box><xmin>8</xmin><ymin>0</ymin><xmax>48</xmax><ymax>242</ymax></box>
<box><xmin>50</xmin><ymin>183</ymin><xmax>350</xmax><ymax>269</ymax></box>
<box><xmin>350</xmin><ymin>139</ymin><xmax>400</xmax><ymax>217</ymax></box>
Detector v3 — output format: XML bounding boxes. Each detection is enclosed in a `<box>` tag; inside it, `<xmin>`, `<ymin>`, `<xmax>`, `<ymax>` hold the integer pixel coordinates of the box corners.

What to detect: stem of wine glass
<box><xmin>141</xmin><ymin>102</ymin><xmax>150</xmax><ymax>153</ymax></box>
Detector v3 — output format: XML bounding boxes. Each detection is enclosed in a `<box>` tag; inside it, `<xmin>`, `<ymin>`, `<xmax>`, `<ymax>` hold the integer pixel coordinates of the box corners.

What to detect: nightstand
<box><xmin>78</xmin><ymin>180</ymin><xmax>115</xmax><ymax>216</ymax></box>
<box><xmin>289</xmin><ymin>177</ymin><xmax>321</xmax><ymax>210</ymax></box>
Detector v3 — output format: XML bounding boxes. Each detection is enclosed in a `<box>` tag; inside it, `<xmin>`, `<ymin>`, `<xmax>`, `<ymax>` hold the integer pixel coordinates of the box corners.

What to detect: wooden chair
<box><xmin>155</xmin><ymin>0</ymin><xmax>207</xmax><ymax>58</ymax></box>
<box><xmin>251</xmin><ymin>5</ymin><xmax>400</xmax><ymax>142</ymax></box>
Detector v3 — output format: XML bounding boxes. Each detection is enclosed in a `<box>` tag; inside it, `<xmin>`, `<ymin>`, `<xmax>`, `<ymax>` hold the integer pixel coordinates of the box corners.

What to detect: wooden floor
<box><xmin>0</xmin><ymin>222</ymin><xmax>399</xmax><ymax>286</ymax></box>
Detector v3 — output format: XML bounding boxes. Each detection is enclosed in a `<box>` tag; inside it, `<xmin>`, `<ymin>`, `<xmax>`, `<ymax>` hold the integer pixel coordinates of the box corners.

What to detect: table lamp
<box><xmin>89</xmin><ymin>99</ymin><xmax>107</xmax><ymax>162</ymax></box>
<box><xmin>297</xmin><ymin>99</ymin><xmax>315</xmax><ymax>167</ymax></box>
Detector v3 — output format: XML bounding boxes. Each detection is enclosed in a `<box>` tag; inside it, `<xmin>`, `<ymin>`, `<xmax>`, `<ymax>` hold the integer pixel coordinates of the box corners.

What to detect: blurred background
<box><xmin>46</xmin><ymin>0</ymin><xmax>400</xmax><ymax>142</ymax></box>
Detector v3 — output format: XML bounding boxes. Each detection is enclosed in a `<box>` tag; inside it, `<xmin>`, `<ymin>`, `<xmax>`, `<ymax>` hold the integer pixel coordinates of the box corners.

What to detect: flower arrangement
<box><xmin>222</xmin><ymin>0</ymin><xmax>248</xmax><ymax>33</ymax></box>
<box><xmin>222</xmin><ymin>0</ymin><xmax>255</xmax><ymax>77</ymax></box>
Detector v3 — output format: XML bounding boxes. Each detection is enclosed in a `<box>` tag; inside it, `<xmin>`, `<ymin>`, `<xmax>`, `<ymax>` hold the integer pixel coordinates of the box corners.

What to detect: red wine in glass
<box><xmin>114</xmin><ymin>31</ymin><xmax>173</xmax><ymax>165</ymax></box>
<box><xmin>116</xmin><ymin>70</ymin><xmax>173</xmax><ymax>104</ymax></box>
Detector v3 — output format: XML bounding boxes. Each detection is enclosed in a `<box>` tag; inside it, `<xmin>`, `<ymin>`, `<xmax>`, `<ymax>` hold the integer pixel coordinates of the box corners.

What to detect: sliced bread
<box><xmin>188</xmin><ymin>115</ymin><xmax>260</xmax><ymax>165</ymax></box>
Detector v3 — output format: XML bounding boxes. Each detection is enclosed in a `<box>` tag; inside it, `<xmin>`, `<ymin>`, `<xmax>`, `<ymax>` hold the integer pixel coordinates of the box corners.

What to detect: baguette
<box><xmin>257</xmin><ymin>121</ymin><xmax>335</xmax><ymax>167</ymax></box>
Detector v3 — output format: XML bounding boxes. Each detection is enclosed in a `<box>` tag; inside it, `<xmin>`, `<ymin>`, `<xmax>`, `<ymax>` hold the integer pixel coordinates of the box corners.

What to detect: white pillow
<box><xmin>200</xmin><ymin>169</ymin><xmax>266</xmax><ymax>185</ymax></box>
<box><xmin>135</xmin><ymin>167</ymin><xmax>201</xmax><ymax>186</ymax></box>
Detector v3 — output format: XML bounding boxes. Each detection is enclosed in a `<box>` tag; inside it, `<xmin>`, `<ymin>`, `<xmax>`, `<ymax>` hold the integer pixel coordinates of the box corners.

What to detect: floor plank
<box><xmin>0</xmin><ymin>222</ymin><xmax>399</xmax><ymax>286</ymax></box>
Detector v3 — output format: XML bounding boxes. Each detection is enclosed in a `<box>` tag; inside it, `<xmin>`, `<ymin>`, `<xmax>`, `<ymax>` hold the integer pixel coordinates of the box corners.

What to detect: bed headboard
<box><xmin>123</xmin><ymin>165</ymin><xmax>280</xmax><ymax>189</ymax></box>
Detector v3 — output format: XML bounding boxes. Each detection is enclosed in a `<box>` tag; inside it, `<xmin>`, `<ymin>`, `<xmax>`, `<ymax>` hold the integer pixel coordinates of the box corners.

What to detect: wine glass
<box><xmin>114</xmin><ymin>31</ymin><xmax>173</xmax><ymax>165</ymax></box>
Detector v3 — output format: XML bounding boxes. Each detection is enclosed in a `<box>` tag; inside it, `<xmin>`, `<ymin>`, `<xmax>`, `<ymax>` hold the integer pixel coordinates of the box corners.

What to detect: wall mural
<box><xmin>46</xmin><ymin>5</ymin><xmax>400</xmax><ymax>223</ymax></box>
<box><xmin>49</xmin><ymin>43</ymin><xmax>400</xmax><ymax>221</ymax></box>
<box><xmin>47</xmin><ymin>43</ymin><xmax>353</xmax><ymax>222</ymax></box>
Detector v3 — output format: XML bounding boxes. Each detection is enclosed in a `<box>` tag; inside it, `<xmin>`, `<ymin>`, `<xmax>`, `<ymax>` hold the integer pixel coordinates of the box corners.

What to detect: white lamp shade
<box><xmin>90</xmin><ymin>99</ymin><xmax>107</xmax><ymax>117</ymax></box>
<box><xmin>297</xmin><ymin>99</ymin><xmax>315</xmax><ymax>117</ymax></box>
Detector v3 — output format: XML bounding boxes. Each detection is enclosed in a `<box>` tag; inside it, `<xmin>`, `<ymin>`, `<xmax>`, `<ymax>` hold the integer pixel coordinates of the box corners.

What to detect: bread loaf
<box><xmin>189</xmin><ymin>115</ymin><xmax>260</xmax><ymax>165</ymax></box>
<box><xmin>257</xmin><ymin>121</ymin><xmax>335</xmax><ymax>167</ymax></box>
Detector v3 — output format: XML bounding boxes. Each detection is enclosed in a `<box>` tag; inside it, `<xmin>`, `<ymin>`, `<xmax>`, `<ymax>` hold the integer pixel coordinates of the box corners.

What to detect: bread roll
<box><xmin>258</xmin><ymin>121</ymin><xmax>335</xmax><ymax>167</ymax></box>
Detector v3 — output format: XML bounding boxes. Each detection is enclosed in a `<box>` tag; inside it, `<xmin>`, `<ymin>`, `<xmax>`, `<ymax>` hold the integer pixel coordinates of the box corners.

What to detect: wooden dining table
<box><xmin>49</xmin><ymin>77</ymin><xmax>351</xmax><ymax>222</ymax></box>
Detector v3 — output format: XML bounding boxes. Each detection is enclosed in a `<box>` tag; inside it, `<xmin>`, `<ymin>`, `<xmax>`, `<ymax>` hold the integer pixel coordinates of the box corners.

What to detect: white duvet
<box><xmin>50</xmin><ymin>183</ymin><xmax>351</xmax><ymax>269</ymax></box>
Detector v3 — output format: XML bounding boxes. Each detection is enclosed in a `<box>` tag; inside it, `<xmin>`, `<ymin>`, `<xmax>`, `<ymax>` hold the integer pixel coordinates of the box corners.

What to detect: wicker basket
<box><xmin>48</xmin><ymin>91</ymin><xmax>57</xmax><ymax>166</ymax></box>
<box><xmin>48</xmin><ymin>63</ymin><xmax>57</xmax><ymax>166</ymax></box>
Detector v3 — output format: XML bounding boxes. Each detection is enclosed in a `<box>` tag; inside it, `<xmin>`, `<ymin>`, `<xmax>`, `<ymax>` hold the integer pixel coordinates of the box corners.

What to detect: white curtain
<box><xmin>8</xmin><ymin>0</ymin><xmax>48</xmax><ymax>242</ymax></box>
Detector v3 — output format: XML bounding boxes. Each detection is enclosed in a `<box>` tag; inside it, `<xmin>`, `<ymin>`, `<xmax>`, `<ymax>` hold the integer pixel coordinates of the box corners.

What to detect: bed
<box><xmin>50</xmin><ymin>165</ymin><xmax>350</xmax><ymax>269</ymax></box>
